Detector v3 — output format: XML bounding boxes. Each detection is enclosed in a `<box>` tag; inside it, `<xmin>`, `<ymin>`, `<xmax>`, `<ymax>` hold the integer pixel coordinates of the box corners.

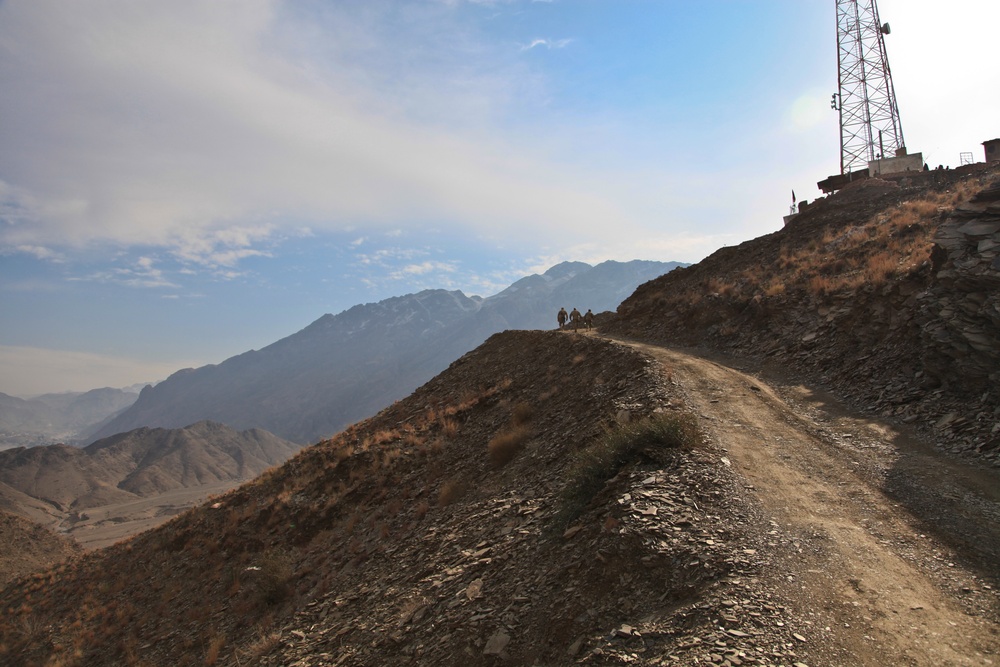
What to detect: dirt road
<box><xmin>620</xmin><ymin>339</ymin><xmax>1000</xmax><ymax>666</ymax></box>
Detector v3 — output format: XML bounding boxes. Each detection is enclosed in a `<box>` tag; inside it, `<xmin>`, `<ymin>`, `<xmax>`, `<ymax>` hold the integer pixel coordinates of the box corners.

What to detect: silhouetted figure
<box><xmin>569</xmin><ymin>307</ymin><xmax>582</xmax><ymax>332</ymax></box>
<box><xmin>583</xmin><ymin>309</ymin><xmax>594</xmax><ymax>330</ymax></box>
<box><xmin>557</xmin><ymin>307</ymin><xmax>568</xmax><ymax>329</ymax></box>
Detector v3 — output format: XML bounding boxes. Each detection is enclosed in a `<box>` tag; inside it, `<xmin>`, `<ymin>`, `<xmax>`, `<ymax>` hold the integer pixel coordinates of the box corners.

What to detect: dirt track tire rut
<box><xmin>615</xmin><ymin>337</ymin><xmax>1000</xmax><ymax>666</ymax></box>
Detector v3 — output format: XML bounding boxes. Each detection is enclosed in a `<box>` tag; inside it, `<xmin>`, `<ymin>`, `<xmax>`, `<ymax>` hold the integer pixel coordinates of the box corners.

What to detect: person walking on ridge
<box><xmin>569</xmin><ymin>307</ymin><xmax>582</xmax><ymax>332</ymax></box>
<box><xmin>583</xmin><ymin>309</ymin><xmax>594</xmax><ymax>330</ymax></box>
<box><xmin>557</xmin><ymin>307</ymin><xmax>568</xmax><ymax>329</ymax></box>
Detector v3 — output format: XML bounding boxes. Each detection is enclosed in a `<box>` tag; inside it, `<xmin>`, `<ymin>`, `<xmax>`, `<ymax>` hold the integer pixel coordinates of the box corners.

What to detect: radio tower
<box><xmin>831</xmin><ymin>0</ymin><xmax>906</xmax><ymax>174</ymax></box>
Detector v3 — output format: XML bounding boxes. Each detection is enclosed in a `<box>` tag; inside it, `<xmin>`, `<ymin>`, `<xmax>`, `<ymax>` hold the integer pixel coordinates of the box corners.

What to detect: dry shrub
<box><xmin>764</xmin><ymin>281</ymin><xmax>786</xmax><ymax>297</ymax></box>
<box><xmin>511</xmin><ymin>401</ymin><xmax>535</xmax><ymax>427</ymax></box>
<box><xmin>865</xmin><ymin>252</ymin><xmax>898</xmax><ymax>284</ymax></box>
<box><xmin>893</xmin><ymin>198</ymin><xmax>941</xmax><ymax>223</ymax></box>
<box><xmin>251</xmin><ymin>549</ymin><xmax>293</xmax><ymax>607</ymax></box>
<box><xmin>204</xmin><ymin>634</ymin><xmax>225</xmax><ymax>666</ymax></box>
<box><xmin>431</xmin><ymin>437</ymin><xmax>446</xmax><ymax>455</ymax></box>
<box><xmin>380</xmin><ymin>448</ymin><xmax>403</xmax><ymax>468</ymax></box>
<box><xmin>414</xmin><ymin>500</ymin><xmax>430</xmax><ymax>520</ymax></box>
<box><xmin>438</xmin><ymin>479</ymin><xmax>467</xmax><ymax>507</ymax></box>
<box><xmin>239</xmin><ymin>627</ymin><xmax>281</xmax><ymax>661</ymax></box>
<box><xmin>704</xmin><ymin>277</ymin><xmax>724</xmax><ymax>294</ymax></box>
<box><xmin>440</xmin><ymin>418</ymin><xmax>459</xmax><ymax>438</ymax></box>
<box><xmin>371</xmin><ymin>429</ymin><xmax>399</xmax><ymax>446</ymax></box>
<box><xmin>345</xmin><ymin>512</ymin><xmax>361</xmax><ymax>535</ymax></box>
<box><xmin>808</xmin><ymin>274</ymin><xmax>833</xmax><ymax>296</ymax></box>
<box><xmin>487</xmin><ymin>425</ymin><xmax>531</xmax><ymax>468</ymax></box>
<box><xmin>554</xmin><ymin>413</ymin><xmax>701</xmax><ymax>530</ymax></box>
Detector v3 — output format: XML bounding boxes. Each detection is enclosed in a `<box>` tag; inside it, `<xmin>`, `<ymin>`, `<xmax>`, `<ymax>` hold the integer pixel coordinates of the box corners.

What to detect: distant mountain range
<box><xmin>91</xmin><ymin>260</ymin><xmax>682</xmax><ymax>444</ymax></box>
<box><xmin>0</xmin><ymin>421</ymin><xmax>299</xmax><ymax>515</ymax></box>
<box><xmin>0</xmin><ymin>388</ymin><xmax>140</xmax><ymax>450</ymax></box>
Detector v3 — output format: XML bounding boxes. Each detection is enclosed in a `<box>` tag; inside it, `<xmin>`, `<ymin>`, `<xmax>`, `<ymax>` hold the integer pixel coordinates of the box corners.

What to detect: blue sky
<box><xmin>1</xmin><ymin>0</ymin><xmax>997</xmax><ymax>396</ymax></box>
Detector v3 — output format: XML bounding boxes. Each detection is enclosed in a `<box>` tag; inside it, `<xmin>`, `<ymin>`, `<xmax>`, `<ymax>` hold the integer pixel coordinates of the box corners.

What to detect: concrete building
<box><xmin>984</xmin><ymin>139</ymin><xmax>1000</xmax><ymax>163</ymax></box>
<box><xmin>869</xmin><ymin>150</ymin><xmax>924</xmax><ymax>177</ymax></box>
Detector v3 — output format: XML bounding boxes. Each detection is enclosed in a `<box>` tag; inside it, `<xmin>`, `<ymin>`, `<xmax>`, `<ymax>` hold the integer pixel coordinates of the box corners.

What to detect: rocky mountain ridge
<box><xmin>0</xmin><ymin>421</ymin><xmax>299</xmax><ymax>523</ymax></box>
<box><xmin>91</xmin><ymin>259</ymin><xmax>680</xmax><ymax>445</ymax></box>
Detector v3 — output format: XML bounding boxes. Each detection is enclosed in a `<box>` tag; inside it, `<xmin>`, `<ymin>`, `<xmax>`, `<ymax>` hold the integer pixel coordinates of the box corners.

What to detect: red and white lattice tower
<box><xmin>831</xmin><ymin>0</ymin><xmax>906</xmax><ymax>174</ymax></box>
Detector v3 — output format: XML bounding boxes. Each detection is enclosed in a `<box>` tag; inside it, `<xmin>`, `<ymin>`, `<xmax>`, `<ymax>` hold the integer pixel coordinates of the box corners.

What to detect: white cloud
<box><xmin>520</xmin><ymin>38</ymin><xmax>572</xmax><ymax>51</ymax></box>
<box><xmin>355</xmin><ymin>247</ymin><xmax>428</xmax><ymax>266</ymax></box>
<box><xmin>71</xmin><ymin>255</ymin><xmax>179</xmax><ymax>289</ymax></box>
<box><xmin>0</xmin><ymin>0</ymin><xmax>631</xmax><ymax>268</ymax></box>
<box><xmin>391</xmin><ymin>260</ymin><xmax>458</xmax><ymax>279</ymax></box>
<box><xmin>13</xmin><ymin>245</ymin><xmax>65</xmax><ymax>262</ymax></box>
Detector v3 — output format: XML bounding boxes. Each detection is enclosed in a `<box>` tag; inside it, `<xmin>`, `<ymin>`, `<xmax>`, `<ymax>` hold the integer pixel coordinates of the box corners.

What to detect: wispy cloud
<box><xmin>355</xmin><ymin>247</ymin><xmax>428</xmax><ymax>266</ymax></box>
<box><xmin>72</xmin><ymin>255</ymin><xmax>180</xmax><ymax>289</ymax></box>
<box><xmin>13</xmin><ymin>245</ymin><xmax>65</xmax><ymax>262</ymax></box>
<box><xmin>390</xmin><ymin>260</ymin><xmax>458</xmax><ymax>279</ymax></box>
<box><xmin>0</xmin><ymin>0</ymin><xmax>628</xmax><ymax>272</ymax></box>
<box><xmin>520</xmin><ymin>38</ymin><xmax>572</xmax><ymax>51</ymax></box>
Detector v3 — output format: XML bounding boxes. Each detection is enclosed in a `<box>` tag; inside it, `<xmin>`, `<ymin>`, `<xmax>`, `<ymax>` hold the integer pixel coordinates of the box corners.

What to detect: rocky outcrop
<box><xmin>607</xmin><ymin>163</ymin><xmax>1000</xmax><ymax>465</ymax></box>
<box><xmin>922</xmin><ymin>186</ymin><xmax>1000</xmax><ymax>391</ymax></box>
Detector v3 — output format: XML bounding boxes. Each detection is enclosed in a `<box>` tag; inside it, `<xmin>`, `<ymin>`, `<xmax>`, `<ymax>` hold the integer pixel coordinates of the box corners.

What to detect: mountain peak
<box><xmin>87</xmin><ymin>259</ymin><xmax>682</xmax><ymax>444</ymax></box>
<box><xmin>543</xmin><ymin>261</ymin><xmax>592</xmax><ymax>279</ymax></box>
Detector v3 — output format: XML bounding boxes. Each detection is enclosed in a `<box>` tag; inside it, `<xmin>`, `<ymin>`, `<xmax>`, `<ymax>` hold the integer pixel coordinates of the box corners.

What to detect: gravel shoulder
<box><xmin>616</xmin><ymin>337</ymin><xmax>1000</xmax><ymax>666</ymax></box>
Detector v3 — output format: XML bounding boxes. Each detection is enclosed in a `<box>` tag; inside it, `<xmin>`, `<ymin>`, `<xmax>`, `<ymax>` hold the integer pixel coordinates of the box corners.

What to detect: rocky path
<box><xmin>616</xmin><ymin>338</ymin><xmax>1000</xmax><ymax>666</ymax></box>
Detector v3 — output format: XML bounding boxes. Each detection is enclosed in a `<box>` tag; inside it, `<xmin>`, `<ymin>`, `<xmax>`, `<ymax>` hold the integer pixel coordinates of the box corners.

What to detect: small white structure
<box><xmin>869</xmin><ymin>150</ymin><xmax>923</xmax><ymax>176</ymax></box>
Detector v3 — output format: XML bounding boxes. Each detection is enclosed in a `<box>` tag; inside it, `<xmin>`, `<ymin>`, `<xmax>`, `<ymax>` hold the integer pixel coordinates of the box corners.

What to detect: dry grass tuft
<box><xmin>487</xmin><ymin>425</ymin><xmax>531</xmax><ymax>468</ymax></box>
<box><xmin>250</xmin><ymin>550</ymin><xmax>294</xmax><ymax>607</ymax></box>
<box><xmin>437</xmin><ymin>479</ymin><xmax>467</xmax><ymax>507</ymax></box>
<box><xmin>203</xmin><ymin>633</ymin><xmax>225</xmax><ymax>666</ymax></box>
<box><xmin>511</xmin><ymin>401</ymin><xmax>535</xmax><ymax>427</ymax></box>
<box><xmin>864</xmin><ymin>251</ymin><xmax>899</xmax><ymax>284</ymax></box>
<box><xmin>238</xmin><ymin>626</ymin><xmax>282</xmax><ymax>662</ymax></box>
<box><xmin>439</xmin><ymin>418</ymin><xmax>459</xmax><ymax>438</ymax></box>
<box><xmin>554</xmin><ymin>413</ymin><xmax>701</xmax><ymax>530</ymax></box>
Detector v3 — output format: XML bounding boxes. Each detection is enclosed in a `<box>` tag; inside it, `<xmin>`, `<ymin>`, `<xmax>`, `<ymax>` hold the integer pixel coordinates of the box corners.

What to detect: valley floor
<box><xmin>615</xmin><ymin>335</ymin><xmax>1000</xmax><ymax>666</ymax></box>
<box><xmin>59</xmin><ymin>480</ymin><xmax>243</xmax><ymax>550</ymax></box>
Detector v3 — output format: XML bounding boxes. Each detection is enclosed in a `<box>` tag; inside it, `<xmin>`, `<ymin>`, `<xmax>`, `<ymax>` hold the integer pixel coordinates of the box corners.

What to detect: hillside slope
<box><xmin>0</xmin><ymin>331</ymin><xmax>735</xmax><ymax>665</ymax></box>
<box><xmin>0</xmin><ymin>510</ymin><xmax>81</xmax><ymax>586</ymax></box>
<box><xmin>91</xmin><ymin>260</ymin><xmax>680</xmax><ymax>445</ymax></box>
<box><xmin>0</xmin><ymin>421</ymin><xmax>299</xmax><ymax>514</ymax></box>
<box><xmin>1</xmin><ymin>329</ymin><xmax>997</xmax><ymax>666</ymax></box>
<box><xmin>608</xmin><ymin>163</ymin><xmax>1000</xmax><ymax>466</ymax></box>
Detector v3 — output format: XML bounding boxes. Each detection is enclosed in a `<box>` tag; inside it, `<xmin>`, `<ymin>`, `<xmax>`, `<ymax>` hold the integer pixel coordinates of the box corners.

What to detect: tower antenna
<box><xmin>831</xmin><ymin>0</ymin><xmax>905</xmax><ymax>174</ymax></box>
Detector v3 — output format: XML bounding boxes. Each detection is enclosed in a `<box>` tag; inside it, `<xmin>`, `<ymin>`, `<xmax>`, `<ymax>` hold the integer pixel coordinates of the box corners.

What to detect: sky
<box><xmin>1</xmin><ymin>0</ymin><xmax>997</xmax><ymax>397</ymax></box>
